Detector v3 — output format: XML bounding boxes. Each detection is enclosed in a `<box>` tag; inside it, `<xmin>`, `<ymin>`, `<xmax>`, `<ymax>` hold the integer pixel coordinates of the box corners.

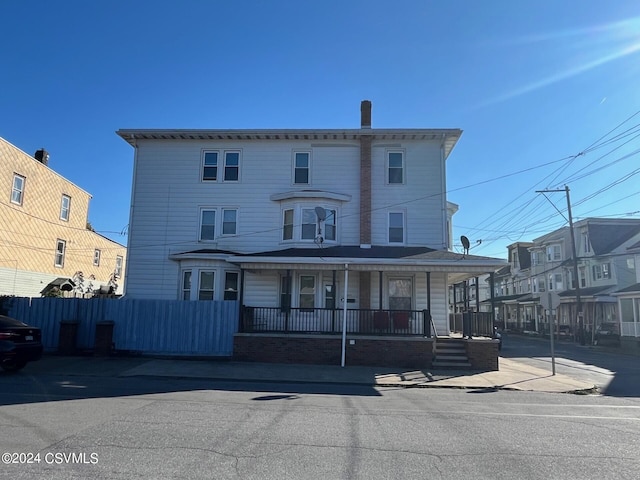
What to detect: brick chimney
<box><xmin>360</xmin><ymin>100</ymin><xmax>372</xmax><ymax>128</ymax></box>
<box><xmin>359</xmin><ymin>100</ymin><xmax>372</xmax><ymax>309</ymax></box>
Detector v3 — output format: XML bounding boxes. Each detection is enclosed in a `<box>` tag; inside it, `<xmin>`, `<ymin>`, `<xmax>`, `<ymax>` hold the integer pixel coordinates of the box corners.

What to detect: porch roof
<box><xmin>172</xmin><ymin>246</ymin><xmax>506</xmax><ymax>282</ymax></box>
<box><xmin>231</xmin><ymin>246</ymin><xmax>505</xmax><ymax>283</ymax></box>
<box><xmin>613</xmin><ymin>282</ymin><xmax>640</xmax><ymax>295</ymax></box>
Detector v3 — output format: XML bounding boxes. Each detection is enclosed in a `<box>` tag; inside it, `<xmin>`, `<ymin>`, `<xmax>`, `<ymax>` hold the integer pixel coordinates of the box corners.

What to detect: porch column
<box><xmin>332</xmin><ymin>270</ymin><xmax>337</xmax><ymax>332</ymax></box>
<box><xmin>238</xmin><ymin>268</ymin><xmax>245</xmax><ymax>331</ymax></box>
<box><xmin>453</xmin><ymin>283</ymin><xmax>457</xmax><ymax>313</ymax></box>
<box><xmin>475</xmin><ymin>276</ymin><xmax>480</xmax><ymax>312</ymax></box>
<box><xmin>490</xmin><ymin>272</ymin><xmax>496</xmax><ymax>327</ymax></box>
<box><xmin>378</xmin><ymin>271</ymin><xmax>383</xmax><ymax>310</ymax></box>
<box><xmin>426</xmin><ymin>272</ymin><xmax>431</xmax><ymax>312</ymax></box>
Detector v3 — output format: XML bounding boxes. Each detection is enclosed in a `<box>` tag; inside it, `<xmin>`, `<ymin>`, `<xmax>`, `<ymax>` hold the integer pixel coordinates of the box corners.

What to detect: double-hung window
<box><xmin>199</xmin><ymin>271</ymin><xmax>215</xmax><ymax>300</ymax></box>
<box><xmin>115</xmin><ymin>256</ymin><xmax>123</xmax><ymax>277</ymax></box>
<box><xmin>389</xmin><ymin>212</ymin><xmax>405</xmax><ymax>244</ymax></box>
<box><xmin>301</xmin><ymin>209</ymin><xmax>316</xmax><ymax>240</ymax></box>
<box><xmin>93</xmin><ymin>249</ymin><xmax>101</xmax><ymax>267</ymax></box>
<box><xmin>324</xmin><ymin>209</ymin><xmax>336</xmax><ymax>241</ymax></box>
<box><xmin>55</xmin><ymin>239</ymin><xmax>66</xmax><ymax>267</ymax></box>
<box><xmin>224</xmin><ymin>272</ymin><xmax>239</xmax><ymax>300</ymax></box>
<box><xmin>224</xmin><ymin>151</ymin><xmax>240</xmax><ymax>181</ymax></box>
<box><xmin>299</xmin><ymin>275</ymin><xmax>316</xmax><ymax>311</ymax></box>
<box><xmin>200</xmin><ymin>210</ymin><xmax>216</xmax><ymax>241</ymax></box>
<box><xmin>222</xmin><ymin>209</ymin><xmax>237</xmax><ymax>235</ymax></box>
<box><xmin>60</xmin><ymin>195</ymin><xmax>71</xmax><ymax>221</ymax></box>
<box><xmin>182</xmin><ymin>271</ymin><xmax>192</xmax><ymax>300</ymax></box>
<box><xmin>547</xmin><ymin>245</ymin><xmax>561</xmax><ymax>261</ymax></box>
<box><xmin>294</xmin><ymin>152</ymin><xmax>310</xmax><ymax>184</ymax></box>
<box><xmin>202</xmin><ymin>152</ymin><xmax>218</xmax><ymax>181</ymax></box>
<box><xmin>388</xmin><ymin>151</ymin><xmax>404</xmax><ymax>184</ymax></box>
<box><xmin>11</xmin><ymin>174</ymin><xmax>25</xmax><ymax>205</ymax></box>
<box><xmin>283</xmin><ymin>209</ymin><xmax>294</xmax><ymax>240</ymax></box>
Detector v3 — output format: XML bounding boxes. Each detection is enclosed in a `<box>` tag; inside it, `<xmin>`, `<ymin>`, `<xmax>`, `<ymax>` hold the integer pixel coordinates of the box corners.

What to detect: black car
<box><xmin>0</xmin><ymin>315</ymin><xmax>43</xmax><ymax>372</ymax></box>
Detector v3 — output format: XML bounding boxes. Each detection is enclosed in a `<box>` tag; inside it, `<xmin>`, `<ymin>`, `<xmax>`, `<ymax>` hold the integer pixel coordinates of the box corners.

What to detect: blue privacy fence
<box><xmin>5</xmin><ymin>297</ymin><xmax>239</xmax><ymax>356</ymax></box>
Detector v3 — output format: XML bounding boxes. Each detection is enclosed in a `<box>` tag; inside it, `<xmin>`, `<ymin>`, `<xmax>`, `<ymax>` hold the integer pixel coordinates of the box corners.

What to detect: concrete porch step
<box><xmin>432</xmin><ymin>360</ymin><xmax>472</xmax><ymax>368</ymax></box>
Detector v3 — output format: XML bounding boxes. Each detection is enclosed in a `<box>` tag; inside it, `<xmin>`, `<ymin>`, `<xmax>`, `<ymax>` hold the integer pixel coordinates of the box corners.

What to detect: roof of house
<box><xmin>588</xmin><ymin>222</ymin><xmax>640</xmax><ymax>255</ymax></box>
<box><xmin>117</xmin><ymin>128</ymin><xmax>463</xmax><ymax>160</ymax></box>
<box><xmin>557</xmin><ymin>285</ymin><xmax>615</xmax><ymax>298</ymax></box>
<box><xmin>614</xmin><ymin>282</ymin><xmax>640</xmax><ymax>294</ymax></box>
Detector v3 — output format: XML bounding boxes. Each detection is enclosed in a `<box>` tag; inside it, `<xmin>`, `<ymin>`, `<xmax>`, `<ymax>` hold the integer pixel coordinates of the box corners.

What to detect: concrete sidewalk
<box><xmin>22</xmin><ymin>354</ymin><xmax>597</xmax><ymax>394</ymax></box>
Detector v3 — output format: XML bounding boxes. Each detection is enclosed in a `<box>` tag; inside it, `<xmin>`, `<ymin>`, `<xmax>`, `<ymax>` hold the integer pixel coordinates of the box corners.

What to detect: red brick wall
<box><xmin>234</xmin><ymin>334</ymin><xmax>434</xmax><ymax>369</ymax></box>
<box><xmin>465</xmin><ymin>339</ymin><xmax>499</xmax><ymax>371</ymax></box>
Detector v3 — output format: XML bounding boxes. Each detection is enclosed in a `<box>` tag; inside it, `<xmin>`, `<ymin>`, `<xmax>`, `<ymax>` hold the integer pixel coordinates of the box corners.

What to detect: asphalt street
<box><xmin>1</xmin><ymin>370</ymin><xmax>640</xmax><ymax>479</ymax></box>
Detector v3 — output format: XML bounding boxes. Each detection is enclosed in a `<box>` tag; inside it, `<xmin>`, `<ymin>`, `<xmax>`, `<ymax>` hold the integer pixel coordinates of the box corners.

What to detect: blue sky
<box><xmin>2</xmin><ymin>0</ymin><xmax>640</xmax><ymax>258</ymax></box>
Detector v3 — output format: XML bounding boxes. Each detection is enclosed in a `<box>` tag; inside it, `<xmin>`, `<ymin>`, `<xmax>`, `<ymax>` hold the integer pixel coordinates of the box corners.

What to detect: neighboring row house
<box><xmin>0</xmin><ymin>137</ymin><xmax>126</xmax><ymax>298</ymax></box>
<box><xmin>117</xmin><ymin>101</ymin><xmax>506</xmax><ymax>366</ymax></box>
<box><xmin>490</xmin><ymin>218</ymin><xmax>640</xmax><ymax>346</ymax></box>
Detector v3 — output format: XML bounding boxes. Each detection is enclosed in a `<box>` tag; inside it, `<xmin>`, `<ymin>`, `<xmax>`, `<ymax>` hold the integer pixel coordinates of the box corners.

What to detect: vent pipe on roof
<box><xmin>34</xmin><ymin>149</ymin><xmax>49</xmax><ymax>165</ymax></box>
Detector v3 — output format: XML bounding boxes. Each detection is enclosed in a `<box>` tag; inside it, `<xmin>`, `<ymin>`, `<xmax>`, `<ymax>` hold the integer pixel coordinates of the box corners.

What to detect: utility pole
<box><xmin>536</xmin><ymin>185</ymin><xmax>583</xmax><ymax>367</ymax></box>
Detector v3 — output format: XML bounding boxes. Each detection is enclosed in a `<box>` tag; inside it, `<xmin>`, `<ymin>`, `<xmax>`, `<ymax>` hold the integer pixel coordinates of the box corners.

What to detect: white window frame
<box><xmin>182</xmin><ymin>270</ymin><xmax>192</xmax><ymax>300</ymax></box>
<box><xmin>547</xmin><ymin>244</ymin><xmax>561</xmax><ymax>262</ymax></box>
<box><xmin>388</xmin><ymin>276</ymin><xmax>413</xmax><ymax>311</ymax></box>
<box><xmin>55</xmin><ymin>239</ymin><xmax>66</xmax><ymax>267</ymax></box>
<box><xmin>93</xmin><ymin>249</ymin><xmax>101</xmax><ymax>267</ymax></box>
<box><xmin>60</xmin><ymin>194</ymin><xmax>71</xmax><ymax>221</ymax></box>
<box><xmin>223</xmin><ymin>151</ymin><xmax>240</xmax><ymax>182</ymax></box>
<box><xmin>221</xmin><ymin>208</ymin><xmax>238</xmax><ymax>235</ymax></box>
<box><xmin>202</xmin><ymin>151</ymin><xmax>218</xmax><ymax>181</ymax></box>
<box><xmin>582</xmin><ymin>231</ymin><xmax>591</xmax><ymax>254</ymax></box>
<box><xmin>388</xmin><ymin>211</ymin><xmax>405</xmax><ymax>244</ymax></box>
<box><xmin>293</xmin><ymin>151</ymin><xmax>311</xmax><ymax>185</ymax></box>
<box><xmin>198</xmin><ymin>271</ymin><xmax>215</xmax><ymax>300</ymax></box>
<box><xmin>387</xmin><ymin>150</ymin><xmax>405</xmax><ymax>185</ymax></box>
<box><xmin>223</xmin><ymin>271</ymin><xmax>239</xmax><ymax>300</ymax></box>
<box><xmin>115</xmin><ymin>256</ymin><xmax>123</xmax><ymax>278</ymax></box>
<box><xmin>11</xmin><ymin>174</ymin><xmax>25</xmax><ymax>205</ymax></box>
<box><xmin>301</xmin><ymin>208</ymin><xmax>317</xmax><ymax>241</ymax></box>
<box><xmin>199</xmin><ymin>209</ymin><xmax>216</xmax><ymax>241</ymax></box>
<box><xmin>282</xmin><ymin>209</ymin><xmax>294</xmax><ymax>241</ymax></box>
<box><xmin>298</xmin><ymin>274</ymin><xmax>317</xmax><ymax>311</ymax></box>
<box><xmin>554</xmin><ymin>273</ymin><xmax>564</xmax><ymax>291</ymax></box>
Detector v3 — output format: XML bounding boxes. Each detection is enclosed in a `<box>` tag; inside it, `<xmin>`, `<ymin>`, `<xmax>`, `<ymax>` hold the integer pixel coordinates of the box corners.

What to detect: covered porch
<box><xmin>228</xmin><ymin>246</ymin><xmax>505</xmax><ymax>369</ymax></box>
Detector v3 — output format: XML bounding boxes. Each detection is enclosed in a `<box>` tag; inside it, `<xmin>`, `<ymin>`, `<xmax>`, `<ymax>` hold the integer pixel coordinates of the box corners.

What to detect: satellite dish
<box><xmin>460</xmin><ymin>235</ymin><xmax>470</xmax><ymax>254</ymax></box>
<box><xmin>314</xmin><ymin>206</ymin><xmax>326</xmax><ymax>221</ymax></box>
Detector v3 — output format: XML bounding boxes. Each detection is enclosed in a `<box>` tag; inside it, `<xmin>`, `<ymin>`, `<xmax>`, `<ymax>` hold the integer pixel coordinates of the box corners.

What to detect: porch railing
<box><xmin>449</xmin><ymin>311</ymin><xmax>494</xmax><ymax>338</ymax></box>
<box><xmin>241</xmin><ymin>306</ymin><xmax>431</xmax><ymax>336</ymax></box>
